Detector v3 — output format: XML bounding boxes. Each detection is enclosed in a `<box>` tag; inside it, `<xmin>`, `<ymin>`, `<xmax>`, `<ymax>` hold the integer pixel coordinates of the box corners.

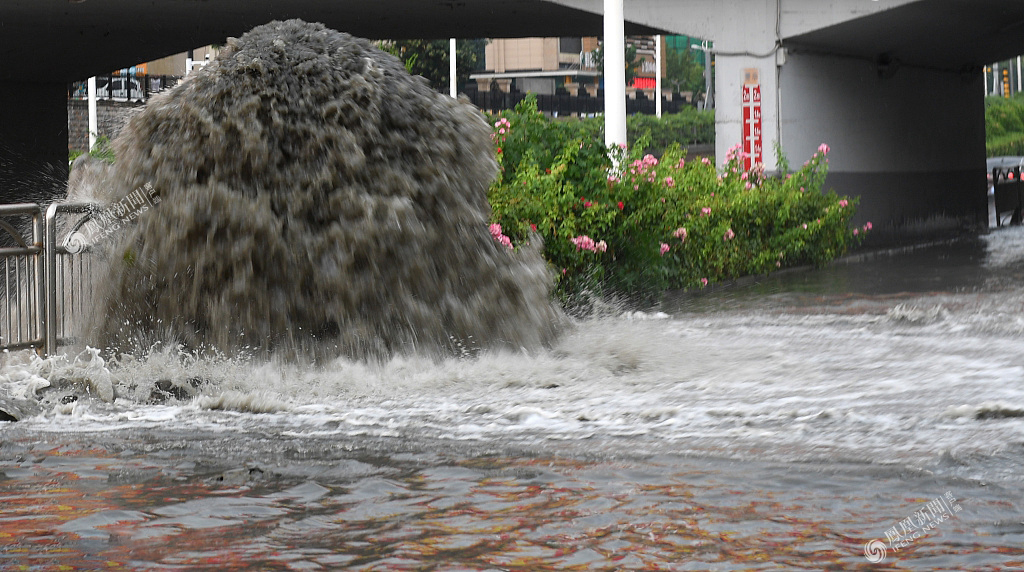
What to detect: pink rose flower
<box><xmin>489</xmin><ymin>223</ymin><xmax>513</xmax><ymax>249</ymax></box>
<box><xmin>571</xmin><ymin>235</ymin><xmax>606</xmax><ymax>253</ymax></box>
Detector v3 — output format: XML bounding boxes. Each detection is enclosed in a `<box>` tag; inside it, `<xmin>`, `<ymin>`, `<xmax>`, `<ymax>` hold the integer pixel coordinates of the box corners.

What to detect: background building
<box><xmin>68</xmin><ymin>46</ymin><xmax>219</xmax><ymax>154</ymax></box>
<box><xmin>471</xmin><ymin>35</ymin><xmax>709</xmax><ymax>115</ymax></box>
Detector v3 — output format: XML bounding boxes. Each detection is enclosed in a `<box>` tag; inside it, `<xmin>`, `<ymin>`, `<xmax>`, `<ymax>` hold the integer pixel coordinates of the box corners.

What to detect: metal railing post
<box><xmin>31</xmin><ymin>207</ymin><xmax>44</xmax><ymax>356</ymax></box>
<box><xmin>44</xmin><ymin>202</ymin><xmax>59</xmax><ymax>355</ymax></box>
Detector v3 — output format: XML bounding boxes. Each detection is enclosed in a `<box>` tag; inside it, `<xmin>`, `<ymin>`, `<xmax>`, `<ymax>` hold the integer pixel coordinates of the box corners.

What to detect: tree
<box><xmin>589</xmin><ymin>42</ymin><xmax>641</xmax><ymax>86</ymax></box>
<box><xmin>664</xmin><ymin>45</ymin><xmax>705</xmax><ymax>96</ymax></box>
<box><xmin>376</xmin><ymin>39</ymin><xmax>487</xmax><ymax>92</ymax></box>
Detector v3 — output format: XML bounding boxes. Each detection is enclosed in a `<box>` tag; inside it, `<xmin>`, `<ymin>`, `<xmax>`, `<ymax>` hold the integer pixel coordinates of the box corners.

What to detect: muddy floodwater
<box><xmin>3</xmin><ymin>227</ymin><xmax>1024</xmax><ymax>570</ymax></box>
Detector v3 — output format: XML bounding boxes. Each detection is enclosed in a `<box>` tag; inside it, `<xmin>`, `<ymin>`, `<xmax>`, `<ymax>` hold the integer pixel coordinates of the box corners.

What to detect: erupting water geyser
<box><xmin>84</xmin><ymin>19</ymin><xmax>563</xmax><ymax>360</ymax></box>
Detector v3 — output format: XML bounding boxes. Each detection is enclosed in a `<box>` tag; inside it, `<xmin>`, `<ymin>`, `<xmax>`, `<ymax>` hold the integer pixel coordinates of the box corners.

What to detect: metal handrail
<box><xmin>0</xmin><ymin>203</ymin><xmax>44</xmax><ymax>354</ymax></box>
<box><xmin>44</xmin><ymin>201</ymin><xmax>99</xmax><ymax>355</ymax></box>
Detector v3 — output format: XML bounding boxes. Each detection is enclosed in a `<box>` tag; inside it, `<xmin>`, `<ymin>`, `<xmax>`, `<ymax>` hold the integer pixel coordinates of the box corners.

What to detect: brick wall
<box><xmin>68</xmin><ymin>100</ymin><xmax>145</xmax><ymax>154</ymax></box>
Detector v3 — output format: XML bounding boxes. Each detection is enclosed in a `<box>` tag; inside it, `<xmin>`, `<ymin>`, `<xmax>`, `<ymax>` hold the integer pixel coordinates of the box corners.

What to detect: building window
<box><xmin>559</xmin><ymin>37</ymin><xmax>583</xmax><ymax>55</ymax></box>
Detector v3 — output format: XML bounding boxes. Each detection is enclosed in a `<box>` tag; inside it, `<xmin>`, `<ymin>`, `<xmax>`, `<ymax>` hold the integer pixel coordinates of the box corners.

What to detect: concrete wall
<box><xmin>68</xmin><ymin>100</ymin><xmax>146</xmax><ymax>154</ymax></box>
<box><xmin>780</xmin><ymin>52</ymin><xmax>988</xmax><ymax>240</ymax></box>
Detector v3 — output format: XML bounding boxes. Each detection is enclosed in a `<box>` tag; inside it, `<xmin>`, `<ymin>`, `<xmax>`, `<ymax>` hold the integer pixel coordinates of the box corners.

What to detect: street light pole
<box><xmin>87</xmin><ymin>76</ymin><xmax>97</xmax><ymax>151</ymax></box>
<box><xmin>692</xmin><ymin>41</ymin><xmax>714</xmax><ymax>111</ymax></box>
<box><xmin>449</xmin><ymin>38</ymin><xmax>457</xmax><ymax>98</ymax></box>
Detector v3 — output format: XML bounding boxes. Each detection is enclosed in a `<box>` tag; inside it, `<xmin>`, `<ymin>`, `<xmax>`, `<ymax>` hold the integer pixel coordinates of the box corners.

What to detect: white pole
<box><xmin>185</xmin><ymin>49</ymin><xmax>194</xmax><ymax>77</ymax></box>
<box><xmin>992</xmin><ymin>62</ymin><xmax>999</xmax><ymax>96</ymax></box>
<box><xmin>603</xmin><ymin>0</ymin><xmax>627</xmax><ymax>148</ymax></box>
<box><xmin>87</xmin><ymin>76</ymin><xmax>97</xmax><ymax>151</ymax></box>
<box><xmin>655</xmin><ymin>35</ymin><xmax>662</xmax><ymax>118</ymax></box>
<box><xmin>449</xmin><ymin>38</ymin><xmax>457</xmax><ymax>98</ymax></box>
<box><xmin>1017</xmin><ymin>56</ymin><xmax>1022</xmax><ymax>94</ymax></box>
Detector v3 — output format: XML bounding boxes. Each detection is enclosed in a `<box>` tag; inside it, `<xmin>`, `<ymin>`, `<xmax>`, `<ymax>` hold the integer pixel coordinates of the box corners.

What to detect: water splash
<box><xmin>81</xmin><ymin>19</ymin><xmax>562</xmax><ymax>360</ymax></box>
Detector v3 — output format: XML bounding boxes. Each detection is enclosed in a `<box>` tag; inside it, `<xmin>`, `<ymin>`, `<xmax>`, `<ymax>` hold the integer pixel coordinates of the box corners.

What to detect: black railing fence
<box><xmin>464</xmin><ymin>87</ymin><xmax>698</xmax><ymax>118</ymax></box>
<box><xmin>69</xmin><ymin>75</ymin><xmax>182</xmax><ymax>103</ymax></box>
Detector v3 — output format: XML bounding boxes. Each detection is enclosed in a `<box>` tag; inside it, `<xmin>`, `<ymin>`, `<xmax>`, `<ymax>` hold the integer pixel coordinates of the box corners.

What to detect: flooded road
<box><xmin>3</xmin><ymin>227</ymin><xmax>1024</xmax><ymax>569</ymax></box>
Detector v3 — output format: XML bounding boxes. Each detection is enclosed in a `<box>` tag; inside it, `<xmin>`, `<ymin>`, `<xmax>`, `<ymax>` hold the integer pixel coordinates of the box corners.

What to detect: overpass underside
<box><xmin>777</xmin><ymin>0</ymin><xmax>1024</xmax><ymax>242</ymax></box>
<box><xmin>2</xmin><ymin>0</ymin><xmax>1023</xmax><ymax>243</ymax></box>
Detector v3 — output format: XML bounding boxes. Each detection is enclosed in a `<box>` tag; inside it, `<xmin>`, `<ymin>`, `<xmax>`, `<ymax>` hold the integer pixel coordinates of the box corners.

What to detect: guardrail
<box><xmin>992</xmin><ymin>166</ymin><xmax>1022</xmax><ymax>227</ymax></box>
<box><xmin>0</xmin><ymin>202</ymin><xmax>99</xmax><ymax>356</ymax></box>
<box><xmin>0</xmin><ymin>204</ymin><xmax>45</xmax><ymax>353</ymax></box>
<box><xmin>45</xmin><ymin>202</ymin><xmax>99</xmax><ymax>353</ymax></box>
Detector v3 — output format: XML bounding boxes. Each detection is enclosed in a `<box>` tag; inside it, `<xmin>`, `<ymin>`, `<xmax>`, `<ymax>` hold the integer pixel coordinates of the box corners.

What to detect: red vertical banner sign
<box><xmin>741</xmin><ymin>84</ymin><xmax>762</xmax><ymax>170</ymax></box>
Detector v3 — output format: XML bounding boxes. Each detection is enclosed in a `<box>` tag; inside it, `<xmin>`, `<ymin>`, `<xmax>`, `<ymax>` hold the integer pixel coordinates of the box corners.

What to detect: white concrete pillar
<box><xmin>603</xmin><ymin>0</ymin><xmax>627</xmax><ymax>148</ymax></box>
<box><xmin>449</xmin><ymin>38</ymin><xmax>457</xmax><ymax>98</ymax></box>
<box><xmin>655</xmin><ymin>35</ymin><xmax>662</xmax><ymax>118</ymax></box>
<box><xmin>87</xmin><ymin>76</ymin><xmax>97</xmax><ymax>151</ymax></box>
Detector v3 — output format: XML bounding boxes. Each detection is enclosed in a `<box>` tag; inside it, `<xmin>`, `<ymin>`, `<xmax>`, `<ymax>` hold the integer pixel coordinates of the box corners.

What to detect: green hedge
<box><xmin>487</xmin><ymin>96</ymin><xmax>867</xmax><ymax>305</ymax></box>
<box><xmin>987</xmin><ymin>133</ymin><xmax>1024</xmax><ymax>157</ymax></box>
<box><xmin>626</xmin><ymin>110</ymin><xmax>715</xmax><ymax>155</ymax></box>
<box><xmin>493</xmin><ymin>106</ymin><xmax>714</xmax><ymax>169</ymax></box>
<box><xmin>986</xmin><ymin>95</ymin><xmax>1024</xmax><ymax>156</ymax></box>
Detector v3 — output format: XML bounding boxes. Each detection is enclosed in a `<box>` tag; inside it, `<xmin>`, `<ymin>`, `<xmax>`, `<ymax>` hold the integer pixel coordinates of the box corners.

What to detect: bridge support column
<box><xmin>702</xmin><ymin>0</ymin><xmax>782</xmax><ymax>170</ymax></box>
<box><xmin>0</xmin><ymin>82</ymin><xmax>69</xmax><ymax>204</ymax></box>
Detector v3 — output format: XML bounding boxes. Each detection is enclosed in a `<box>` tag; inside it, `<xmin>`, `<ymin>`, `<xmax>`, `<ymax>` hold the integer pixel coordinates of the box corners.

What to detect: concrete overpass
<box><xmin>2</xmin><ymin>0</ymin><xmax>1023</xmax><ymax>240</ymax></box>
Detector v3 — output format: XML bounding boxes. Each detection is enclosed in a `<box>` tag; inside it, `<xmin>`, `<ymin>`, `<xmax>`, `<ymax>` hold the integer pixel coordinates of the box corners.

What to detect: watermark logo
<box><xmin>863</xmin><ymin>491</ymin><xmax>962</xmax><ymax>563</ymax></box>
<box><xmin>63</xmin><ymin>231</ymin><xmax>90</xmax><ymax>255</ymax></box>
<box><xmin>62</xmin><ymin>182</ymin><xmax>160</xmax><ymax>254</ymax></box>
<box><xmin>862</xmin><ymin>539</ymin><xmax>887</xmax><ymax>563</ymax></box>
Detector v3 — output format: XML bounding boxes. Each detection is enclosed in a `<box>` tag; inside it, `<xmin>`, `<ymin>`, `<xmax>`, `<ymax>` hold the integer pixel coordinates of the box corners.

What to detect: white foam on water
<box><xmin>6</xmin><ymin>295</ymin><xmax>1024</xmax><ymax>472</ymax></box>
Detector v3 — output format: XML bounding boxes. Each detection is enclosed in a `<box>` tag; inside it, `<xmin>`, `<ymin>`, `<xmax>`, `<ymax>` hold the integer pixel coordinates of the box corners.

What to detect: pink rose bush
<box><xmin>485</xmin><ymin>96</ymin><xmax>862</xmax><ymax>301</ymax></box>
